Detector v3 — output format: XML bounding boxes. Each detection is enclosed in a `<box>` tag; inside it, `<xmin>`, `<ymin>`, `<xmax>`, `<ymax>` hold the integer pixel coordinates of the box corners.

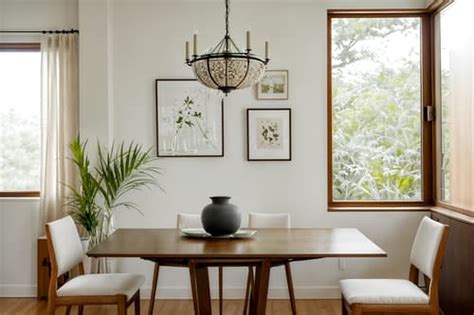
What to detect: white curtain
<box><xmin>38</xmin><ymin>34</ymin><xmax>79</xmax><ymax>235</ymax></box>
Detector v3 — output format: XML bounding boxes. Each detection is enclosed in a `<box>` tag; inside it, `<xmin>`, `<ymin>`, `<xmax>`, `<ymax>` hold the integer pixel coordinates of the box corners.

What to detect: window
<box><xmin>436</xmin><ymin>0</ymin><xmax>473</xmax><ymax>214</ymax></box>
<box><xmin>328</xmin><ymin>13</ymin><xmax>432</xmax><ymax>208</ymax></box>
<box><xmin>0</xmin><ymin>43</ymin><xmax>41</xmax><ymax>197</ymax></box>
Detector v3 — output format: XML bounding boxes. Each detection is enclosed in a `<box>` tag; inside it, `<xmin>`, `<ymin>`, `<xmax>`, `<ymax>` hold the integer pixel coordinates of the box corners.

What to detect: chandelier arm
<box><xmin>210</xmin><ymin>38</ymin><xmax>226</xmax><ymax>54</ymax></box>
<box><xmin>206</xmin><ymin>59</ymin><xmax>220</xmax><ymax>88</ymax></box>
<box><xmin>235</xmin><ymin>58</ymin><xmax>251</xmax><ymax>89</ymax></box>
<box><xmin>228</xmin><ymin>37</ymin><xmax>242</xmax><ymax>53</ymax></box>
<box><xmin>192</xmin><ymin>54</ymin><xmax>265</xmax><ymax>63</ymax></box>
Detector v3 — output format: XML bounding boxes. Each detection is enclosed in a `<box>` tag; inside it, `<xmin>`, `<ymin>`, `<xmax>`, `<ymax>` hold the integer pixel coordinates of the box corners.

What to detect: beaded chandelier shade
<box><xmin>185</xmin><ymin>0</ymin><xmax>270</xmax><ymax>95</ymax></box>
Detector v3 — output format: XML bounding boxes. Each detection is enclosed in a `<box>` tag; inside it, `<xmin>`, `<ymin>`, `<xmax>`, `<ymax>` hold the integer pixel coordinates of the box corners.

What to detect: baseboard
<box><xmin>141</xmin><ymin>285</ymin><xmax>341</xmax><ymax>300</ymax></box>
<box><xmin>0</xmin><ymin>284</ymin><xmax>340</xmax><ymax>299</ymax></box>
<box><xmin>0</xmin><ymin>285</ymin><xmax>37</xmax><ymax>297</ymax></box>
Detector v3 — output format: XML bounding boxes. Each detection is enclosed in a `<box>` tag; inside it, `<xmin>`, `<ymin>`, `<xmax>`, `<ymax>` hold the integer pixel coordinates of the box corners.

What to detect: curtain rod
<box><xmin>0</xmin><ymin>29</ymin><xmax>79</xmax><ymax>34</ymax></box>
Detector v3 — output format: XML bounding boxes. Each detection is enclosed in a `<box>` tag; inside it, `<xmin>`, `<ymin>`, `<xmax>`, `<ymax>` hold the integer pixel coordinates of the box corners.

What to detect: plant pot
<box><xmin>80</xmin><ymin>238</ymin><xmax>91</xmax><ymax>274</ymax></box>
<box><xmin>201</xmin><ymin>196</ymin><xmax>241</xmax><ymax>236</ymax></box>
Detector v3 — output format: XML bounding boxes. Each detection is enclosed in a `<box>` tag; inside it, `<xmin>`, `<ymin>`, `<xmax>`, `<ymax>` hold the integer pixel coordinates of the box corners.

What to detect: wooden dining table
<box><xmin>87</xmin><ymin>228</ymin><xmax>386</xmax><ymax>315</ymax></box>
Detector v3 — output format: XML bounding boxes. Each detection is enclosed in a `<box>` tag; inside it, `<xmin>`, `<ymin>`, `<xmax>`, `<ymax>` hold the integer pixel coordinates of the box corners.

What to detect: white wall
<box><xmin>78</xmin><ymin>0</ymin><xmax>428</xmax><ymax>299</ymax></box>
<box><xmin>1</xmin><ymin>0</ymin><xmax>429</xmax><ymax>299</ymax></box>
<box><xmin>0</xmin><ymin>0</ymin><xmax>77</xmax><ymax>31</ymax></box>
<box><xmin>0</xmin><ymin>0</ymin><xmax>78</xmax><ymax>297</ymax></box>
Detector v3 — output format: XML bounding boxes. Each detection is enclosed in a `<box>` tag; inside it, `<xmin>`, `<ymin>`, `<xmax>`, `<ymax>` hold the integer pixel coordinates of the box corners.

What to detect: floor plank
<box><xmin>0</xmin><ymin>298</ymin><xmax>341</xmax><ymax>315</ymax></box>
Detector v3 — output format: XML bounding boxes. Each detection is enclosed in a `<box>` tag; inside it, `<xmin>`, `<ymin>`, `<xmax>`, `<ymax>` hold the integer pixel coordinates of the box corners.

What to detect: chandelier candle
<box><xmin>193</xmin><ymin>33</ymin><xmax>198</xmax><ymax>56</ymax></box>
<box><xmin>246</xmin><ymin>31</ymin><xmax>251</xmax><ymax>51</ymax></box>
<box><xmin>185</xmin><ymin>41</ymin><xmax>190</xmax><ymax>61</ymax></box>
<box><xmin>265</xmin><ymin>41</ymin><xmax>269</xmax><ymax>60</ymax></box>
<box><xmin>184</xmin><ymin>0</ymin><xmax>270</xmax><ymax>94</ymax></box>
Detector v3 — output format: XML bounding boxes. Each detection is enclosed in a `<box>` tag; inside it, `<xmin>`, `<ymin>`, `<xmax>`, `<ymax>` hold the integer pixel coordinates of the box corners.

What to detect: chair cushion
<box><xmin>58</xmin><ymin>274</ymin><xmax>145</xmax><ymax>300</ymax></box>
<box><xmin>340</xmin><ymin>279</ymin><xmax>429</xmax><ymax>305</ymax></box>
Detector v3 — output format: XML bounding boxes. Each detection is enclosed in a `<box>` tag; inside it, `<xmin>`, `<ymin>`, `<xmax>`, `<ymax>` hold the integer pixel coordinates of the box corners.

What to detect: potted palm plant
<box><xmin>67</xmin><ymin>138</ymin><xmax>161</xmax><ymax>271</ymax></box>
<box><xmin>68</xmin><ymin>139</ymin><xmax>101</xmax><ymax>250</ymax></box>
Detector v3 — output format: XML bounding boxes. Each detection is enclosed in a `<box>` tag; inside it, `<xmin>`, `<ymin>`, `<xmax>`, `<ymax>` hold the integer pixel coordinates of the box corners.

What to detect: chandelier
<box><xmin>185</xmin><ymin>0</ymin><xmax>270</xmax><ymax>95</ymax></box>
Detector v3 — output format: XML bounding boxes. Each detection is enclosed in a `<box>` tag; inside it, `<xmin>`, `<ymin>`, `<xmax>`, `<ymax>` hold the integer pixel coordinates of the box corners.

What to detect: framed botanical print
<box><xmin>155</xmin><ymin>79</ymin><xmax>224</xmax><ymax>157</ymax></box>
<box><xmin>256</xmin><ymin>70</ymin><xmax>289</xmax><ymax>100</ymax></box>
<box><xmin>247</xmin><ymin>108</ymin><xmax>292</xmax><ymax>161</ymax></box>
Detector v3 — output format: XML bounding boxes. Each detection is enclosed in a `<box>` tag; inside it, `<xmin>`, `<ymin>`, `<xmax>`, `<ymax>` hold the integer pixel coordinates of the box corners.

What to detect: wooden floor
<box><xmin>0</xmin><ymin>298</ymin><xmax>341</xmax><ymax>315</ymax></box>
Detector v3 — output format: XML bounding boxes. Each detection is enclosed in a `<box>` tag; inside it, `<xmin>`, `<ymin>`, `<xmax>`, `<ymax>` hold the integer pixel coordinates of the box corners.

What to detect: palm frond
<box><xmin>95</xmin><ymin>141</ymin><xmax>162</xmax><ymax>215</ymax></box>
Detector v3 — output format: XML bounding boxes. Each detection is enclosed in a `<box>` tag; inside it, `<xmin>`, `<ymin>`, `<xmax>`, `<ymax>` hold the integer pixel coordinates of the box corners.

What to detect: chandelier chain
<box><xmin>225</xmin><ymin>0</ymin><xmax>230</xmax><ymax>38</ymax></box>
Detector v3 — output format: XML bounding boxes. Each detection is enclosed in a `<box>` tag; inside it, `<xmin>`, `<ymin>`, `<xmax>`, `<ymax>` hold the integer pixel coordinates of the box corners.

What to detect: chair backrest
<box><xmin>410</xmin><ymin>216</ymin><xmax>448</xmax><ymax>279</ymax></box>
<box><xmin>177</xmin><ymin>213</ymin><xmax>202</xmax><ymax>230</ymax></box>
<box><xmin>45</xmin><ymin>216</ymin><xmax>84</xmax><ymax>277</ymax></box>
<box><xmin>248</xmin><ymin>212</ymin><xmax>290</xmax><ymax>229</ymax></box>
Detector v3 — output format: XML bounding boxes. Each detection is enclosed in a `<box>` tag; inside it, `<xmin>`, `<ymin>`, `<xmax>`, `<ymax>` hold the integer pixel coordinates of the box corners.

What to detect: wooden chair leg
<box><xmin>243</xmin><ymin>266</ymin><xmax>254</xmax><ymax>315</ymax></box>
<box><xmin>284</xmin><ymin>262</ymin><xmax>297</xmax><ymax>315</ymax></box>
<box><xmin>48</xmin><ymin>302</ymin><xmax>56</xmax><ymax>315</ymax></box>
<box><xmin>148</xmin><ymin>263</ymin><xmax>160</xmax><ymax>315</ymax></box>
<box><xmin>219</xmin><ymin>266</ymin><xmax>224</xmax><ymax>315</ymax></box>
<box><xmin>351</xmin><ymin>305</ymin><xmax>362</xmax><ymax>315</ymax></box>
<box><xmin>78</xmin><ymin>305</ymin><xmax>84</xmax><ymax>315</ymax></box>
<box><xmin>135</xmin><ymin>290</ymin><xmax>141</xmax><ymax>315</ymax></box>
<box><xmin>341</xmin><ymin>295</ymin><xmax>348</xmax><ymax>315</ymax></box>
<box><xmin>117</xmin><ymin>296</ymin><xmax>127</xmax><ymax>315</ymax></box>
<box><xmin>65</xmin><ymin>306</ymin><xmax>72</xmax><ymax>315</ymax></box>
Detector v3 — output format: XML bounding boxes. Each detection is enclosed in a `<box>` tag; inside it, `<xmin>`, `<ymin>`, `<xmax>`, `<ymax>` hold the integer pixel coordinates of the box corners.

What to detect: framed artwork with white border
<box><xmin>247</xmin><ymin>108</ymin><xmax>292</xmax><ymax>161</ymax></box>
<box><xmin>155</xmin><ymin>79</ymin><xmax>224</xmax><ymax>157</ymax></box>
<box><xmin>256</xmin><ymin>70</ymin><xmax>289</xmax><ymax>100</ymax></box>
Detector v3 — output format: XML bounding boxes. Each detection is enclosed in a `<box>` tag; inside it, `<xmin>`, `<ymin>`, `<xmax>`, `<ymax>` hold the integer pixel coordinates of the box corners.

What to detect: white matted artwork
<box><xmin>247</xmin><ymin>108</ymin><xmax>292</xmax><ymax>161</ymax></box>
<box><xmin>257</xmin><ymin>70</ymin><xmax>289</xmax><ymax>100</ymax></box>
<box><xmin>156</xmin><ymin>79</ymin><xmax>224</xmax><ymax>157</ymax></box>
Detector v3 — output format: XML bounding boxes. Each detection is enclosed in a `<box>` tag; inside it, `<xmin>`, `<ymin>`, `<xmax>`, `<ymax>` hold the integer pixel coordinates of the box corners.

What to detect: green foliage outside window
<box><xmin>331</xmin><ymin>17</ymin><xmax>422</xmax><ymax>201</ymax></box>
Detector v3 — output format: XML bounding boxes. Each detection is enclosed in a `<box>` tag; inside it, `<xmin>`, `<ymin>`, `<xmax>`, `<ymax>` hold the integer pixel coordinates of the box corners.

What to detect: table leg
<box><xmin>148</xmin><ymin>263</ymin><xmax>160</xmax><ymax>315</ymax></box>
<box><xmin>284</xmin><ymin>262</ymin><xmax>297</xmax><ymax>315</ymax></box>
<box><xmin>249</xmin><ymin>260</ymin><xmax>271</xmax><ymax>315</ymax></box>
<box><xmin>189</xmin><ymin>262</ymin><xmax>199</xmax><ymax>315</ymax></box>
<box><xmin>190</xmin><ymin>262</ymin><xmax>212</xmax><ymax>315</ymax></box>
<box><xmin>218</xmin><ymin>266</ymin><xmax>223</xmax><ymax>315</ymax></box>
<box><xmin>243</xmin><ymin>266</ymin><xmax>254</xmax><ymax>315</ymax></box>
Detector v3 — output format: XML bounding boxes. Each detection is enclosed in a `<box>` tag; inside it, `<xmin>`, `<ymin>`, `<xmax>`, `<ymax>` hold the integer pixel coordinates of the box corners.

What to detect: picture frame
<box><xmin>256</xmin><ymin>70</ymin><xmax>289</xmax><ymax>100</ymax></box>
<box><xmin>155</xmin><ymin>79</ymin><xmax>224</xmax><ymax>157</ymax></box>
<box><xmin>247</xmin><ymin>108</ymin><xmax>292</xmax><ymax>161</ymax></box>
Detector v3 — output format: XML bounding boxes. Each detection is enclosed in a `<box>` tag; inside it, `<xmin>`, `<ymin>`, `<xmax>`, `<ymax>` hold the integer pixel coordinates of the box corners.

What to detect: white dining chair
<box><xmin>244</xmin><ymin>212</ymin><xmax>296</xmax><ymax>315</ymax></box>
<box><xmin>148</xmin><ymin>213</ymin><xmax>225</xmax><ymax>315</ymax></box>
<box><xmin>45</xmin><ymin>216</ymin><xmax>144</xmax><ymax>315</ymax></box>
<box><xmin>340</xmin><ymin>216</ymin><xmax>449</xmax><ymax>315</ymax></box>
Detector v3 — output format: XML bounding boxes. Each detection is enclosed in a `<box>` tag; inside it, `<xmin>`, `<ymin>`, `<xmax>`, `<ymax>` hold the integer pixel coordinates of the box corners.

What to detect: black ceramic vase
<box><xmin>201</xmin><ymin>196</ymin><xmax>241</xmax><ymax>236</ymax></box>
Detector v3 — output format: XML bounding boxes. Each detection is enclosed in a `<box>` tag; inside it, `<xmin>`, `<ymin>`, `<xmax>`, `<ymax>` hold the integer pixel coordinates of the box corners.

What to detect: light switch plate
<box><xmin>338</xmin><ymin>258</ymin><xmax>346</xmax><ymax>270</ymax></box>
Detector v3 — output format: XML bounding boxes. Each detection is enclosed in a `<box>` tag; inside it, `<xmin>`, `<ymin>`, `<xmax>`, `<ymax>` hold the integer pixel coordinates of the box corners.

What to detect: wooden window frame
<box><xmin>327</xmin><ymin>11</ymin><xmax>434</xmax><ymax>210</ymax></box>
<box><xmin>431</xmin><ymin>0</ymin><xmax>473</xmax><ymax>217</ymax></box>
<box><xmin>0</xmin><ymin>42</ymin><xmax>41</xmax><ymax>198</ymax></box>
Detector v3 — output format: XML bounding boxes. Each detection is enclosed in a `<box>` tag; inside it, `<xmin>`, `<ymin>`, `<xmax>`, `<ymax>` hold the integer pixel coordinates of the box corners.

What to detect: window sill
<box><xmin>0</xmin><ymin>196</ymin><xmax>40</xmax><ymax>202</ymax></box>
<box><xmin>328</xmin><ymin>204</ymin><xmax>474</xmax><ymax>224</ymax></box>
<box><xmin>430</xmin><ymin>206</ymin><xmax>474</xmax><ymax>225</ymax></box>
<box><xmin>328</xmin><ymin>206</ymin><xmax>431</xmax><ymax>212</ymax></box>
<box><xmin>0</xmin><ymin>192</ymin><xmax>40</xmax><ymax>198</ymax></box>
